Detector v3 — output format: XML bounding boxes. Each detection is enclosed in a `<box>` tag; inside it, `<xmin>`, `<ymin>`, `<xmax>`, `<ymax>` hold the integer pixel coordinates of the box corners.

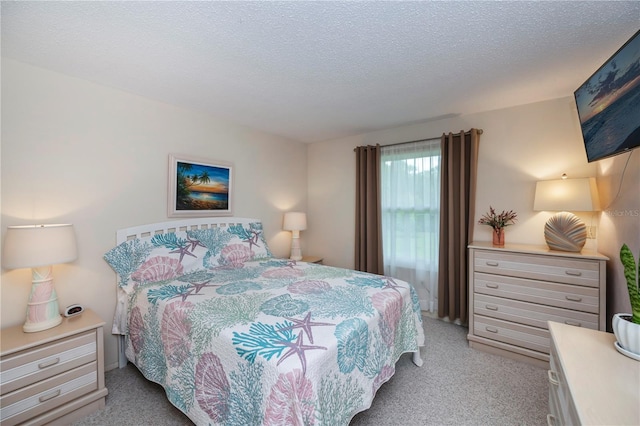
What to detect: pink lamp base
<box><xmin>23</xmin><ymin>266</ymin><xmax>63</xmax><ymax>333</ymax></box>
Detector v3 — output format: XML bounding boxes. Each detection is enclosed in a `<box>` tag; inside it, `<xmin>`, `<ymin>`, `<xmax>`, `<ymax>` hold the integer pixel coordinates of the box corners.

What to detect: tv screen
<box><xmin>574</xmin><ymin>29</ymin><xmax>640</xmax><ymax>163</ymax></box>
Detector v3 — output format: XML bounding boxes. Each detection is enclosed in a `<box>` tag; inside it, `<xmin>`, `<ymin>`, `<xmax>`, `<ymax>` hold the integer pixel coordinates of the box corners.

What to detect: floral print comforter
<box><xmin>124</xmin><ymin>258</ymin><xmax>425</xmax><ymax>425</ymax></box>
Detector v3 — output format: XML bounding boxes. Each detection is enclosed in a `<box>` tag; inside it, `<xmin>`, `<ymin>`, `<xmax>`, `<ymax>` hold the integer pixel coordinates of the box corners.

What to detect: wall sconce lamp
<box><xmin>533</xmin><ymin>177</ymin><xmax>600</xmax><ymax>252</ymax></box>
<box><xmin>283</xmin><ymin>212</ymin><xmax>307</xmax><ymax>261</ymax></box>
<box><xmin>2</xmin><ymin>224</ymin><xmax>78</xmax><ymax>332</ymax></box>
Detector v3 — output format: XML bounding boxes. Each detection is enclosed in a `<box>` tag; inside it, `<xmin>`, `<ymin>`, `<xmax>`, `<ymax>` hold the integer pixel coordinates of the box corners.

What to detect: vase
<box><xmin>612</xmin><ymin>313</ymin><xmax>640</xmax><ymax>361</ymax></box>
<box><xmin>492</xmin><ymin>228</ymin><xmax>505</xmax><ymax>247</ymax></box>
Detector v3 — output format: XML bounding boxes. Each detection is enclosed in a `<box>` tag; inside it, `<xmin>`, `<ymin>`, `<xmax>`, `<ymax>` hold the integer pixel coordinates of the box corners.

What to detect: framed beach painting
<box><xmin>168</xmin><ymin>154</ymin><xmax>233</xmax><ymax>217</ymax></box>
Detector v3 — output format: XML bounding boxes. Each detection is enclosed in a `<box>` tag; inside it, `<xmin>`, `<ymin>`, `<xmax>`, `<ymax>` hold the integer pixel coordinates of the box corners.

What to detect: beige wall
<box><xmin>2</xmin><ymin>58</ymin><xmax>637</xmax><ymax>372</ymax></box>
<box><xmin>307</xmin><ymin>96</ymin><xmax>639</xmax><ymax>328</ymax></box>
<box><xmin>596</xmin><ymin>151</ymin><xmax>640</xmax><ymax>326</ymax></box>
<box><xmin>1</xmin><ymin>59</ymin><xmax>308</xmax><ymax>369</ymax></box>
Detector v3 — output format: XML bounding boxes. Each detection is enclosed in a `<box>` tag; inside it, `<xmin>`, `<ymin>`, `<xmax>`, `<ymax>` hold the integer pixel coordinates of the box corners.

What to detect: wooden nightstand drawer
<box><xmin>474</xmin><ymin>272</ymin><xmax>599</xmax><ymax>313</ymax></box>
<box><xmin>0</xmin><ymin>362</ymin><xmax>98</xmax><ymax>426</ymax></box>
<box><xmin>0</xmin><ymin>309</ymin><xmax>107</xmax><ymax>425</ymax></box>
<box><xmin>474</xmin><ymin>293</ymin><xmax>599</xmax><ymax>330</ymax></box>
<box><xmin>0</xmin><ymin>331</ymin><xmax>96</xmax><ymax>395</ymax></box>
<box><xmin>473</xmin><ymin>250</ymin><xmax>600</xmax><ymax>287</ymax></box>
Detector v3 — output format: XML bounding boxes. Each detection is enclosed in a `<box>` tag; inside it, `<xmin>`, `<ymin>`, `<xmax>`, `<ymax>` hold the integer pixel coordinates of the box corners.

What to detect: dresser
<box><xmin>548</xmin><ymin>321</ymin><xmax>639</xmax><ymax>425</ymax></box>
<box><xmin>0</xmin><ymin>309</ymin><xmax>108</xmax><ymax>425</ymax></box>
<box><xmin>468</xmin><ymin>242</ymin><xmax>607</xmax><ymax>368</ymax></box>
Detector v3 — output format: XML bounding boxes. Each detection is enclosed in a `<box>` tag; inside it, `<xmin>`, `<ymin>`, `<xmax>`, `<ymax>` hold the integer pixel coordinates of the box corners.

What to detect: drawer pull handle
<box><xmin>485</xmin><ymin>261</ymin><xmax>499</xmax><ymax>267</ymax></box>
<box><xmin>564</xmin><ymin>320</ymin><xmax>582</xmax><ymax>327</ymax></box>
<box><xmin>565</xmin><ymin>295</ymin><xmax>582</xmax><ymax>302</ymax></box>
<box><xmin>547</xmin><ymin>414</ymin><xmax>557</xmax><ymax>426</ymax></box>
<box><xmin>547</xmin><ymin>370</ymin><xmax>559</xmax><ymax>386</ymax></box>
<box><xmin>485</xmin><ymin>283</ymin><xmax>499</xmax><ymax>289</ymax></box>
<box><xmin>38</xmin><ymin>357</ymin><xmax>60</xmax><ymax>369</ymax></box>
<box><xmin>565</xmin><ymin>270</ymin><xmax>582</xmax><ymax>277</ymax></box>
<box><xmin>39</xmin><ymin>389</ymin><xmax>61</xmax><ymax>403</ymax></box>
<box><xmin>485</xmin><ymin>305</ymin><xmax>498</xmax><ymax>311</ymax></box>
<box><xmin>485</xmin><ymin>326</ymin><xmax>498</xmax><ymax>333</ymax></box>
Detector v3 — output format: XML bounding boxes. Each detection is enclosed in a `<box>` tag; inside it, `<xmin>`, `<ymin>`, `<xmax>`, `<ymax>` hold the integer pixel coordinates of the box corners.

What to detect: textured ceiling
<box><xmin>2</xmin><ymin>1</ymin><xmax>639</xmax><ymax>143</ymax></box>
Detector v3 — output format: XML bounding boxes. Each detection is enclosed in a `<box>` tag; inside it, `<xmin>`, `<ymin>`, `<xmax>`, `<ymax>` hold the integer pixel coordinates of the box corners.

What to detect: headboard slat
<box><xmin>116</xmin><ymin>217</ymin><xmax>261</xmax><ymax>244</ymax></box>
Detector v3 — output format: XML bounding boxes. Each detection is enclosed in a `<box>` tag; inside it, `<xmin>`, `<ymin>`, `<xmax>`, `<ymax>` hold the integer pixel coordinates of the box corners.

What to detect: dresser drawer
<box><xmin>0</xmin><ymin>361</ymin><xmax>98</xmax><ymax>425</ymax></box>
<box><xmin>474</xmin><ymin>272</ymin><xmax>599</xmax><ymax>313</ymax></box>
<box><xmin>473</xmin><ymin>315</ymin><xmax>549</xmax><ymax>354</ymax></box>
<box><xmin>474</xmin><ymin>294</ymin><xmax>599</xmax><ymax>330</ymax></box>
<box><xmin>0</xmin><ymin>330</ymin><xmax>96</xmax><ymax>395</ymax></box>
<box><xmin>473</xmin><ymin>250</ymin><xmax>600</xmax><ymax>287</ymax></box>
<box><xmin>549</xmin><ymin>340</ymin><xmax>580</xmax><ymax>426</ymax></box>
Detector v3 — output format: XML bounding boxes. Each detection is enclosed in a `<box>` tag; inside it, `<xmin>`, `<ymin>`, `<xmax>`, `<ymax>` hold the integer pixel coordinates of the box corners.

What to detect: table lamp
<box><xmin>3</xmin><ymin>224</ymin><xmax>78</xmax><ymax>332</ymax></box>
<box><xmin>283</xmin><ymin>212</ymin><xmax>307</xmax><ymax>260</ymax></box>
<box><xmin>533</xmin><ymin>176</ymin><xmax>600</xmax><ymax>252</ymax></box>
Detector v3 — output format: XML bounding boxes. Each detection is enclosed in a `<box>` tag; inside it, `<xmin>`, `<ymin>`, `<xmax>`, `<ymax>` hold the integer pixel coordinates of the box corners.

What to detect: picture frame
<box><xmin>168</xmin><ymin>153</ymin><xmax>233</xmax><ymax>218</ymax></box>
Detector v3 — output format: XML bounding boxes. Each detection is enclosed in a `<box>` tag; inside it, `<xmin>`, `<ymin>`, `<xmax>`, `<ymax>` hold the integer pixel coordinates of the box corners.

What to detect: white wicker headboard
<box><xmin>116</xmin><ymin>217</ymin><xmax>261</xmax><ymax>244</ymax></box>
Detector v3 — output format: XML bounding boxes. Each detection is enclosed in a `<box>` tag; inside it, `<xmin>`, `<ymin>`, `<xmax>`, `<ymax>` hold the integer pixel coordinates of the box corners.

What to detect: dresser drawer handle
<box><xmin>485</xmin><ymin>326</ymin><xmax>498</xmax><ymax>333</ymax></box>
<box><xmin>485</xmin><ymin>283</ymin><xmax>499</xmax><ymax>289</ymax></box>
<box><xmin>564</xmin><ymin>320</ymin><xmax>582</xmax><ymax>327</ymax></box>
<box><xmin>485</xmin><ymin>261</ymin><xmax>499</xmax><ymax>267</ymax></box>
<box><xmin>565</xmin><ymin>295</ymin><xmax>582</xmax><ymax>302</ymax></box>
<box><xmin>38</xmin><ymin>357</ymin><xmax>60</xmax><ymax>369</ymax></box>
<box><xmin>565</xmin><ymin>270</ymin><xmax>582</xmax><ymax>277</ymax></box>
<box><xmin>485</xmin><ymin>305</ymin><xmax>498</xmax><ymax>311</ymax></box>
<box><xmin>39</xmin><ymin>389</ymin><xmax>61</xmax><ymax>403</ymax></box>
<box><xmin>547</xmin><ymin>370</ymin><xmax>559</xmax><ymax>386</ymax></box>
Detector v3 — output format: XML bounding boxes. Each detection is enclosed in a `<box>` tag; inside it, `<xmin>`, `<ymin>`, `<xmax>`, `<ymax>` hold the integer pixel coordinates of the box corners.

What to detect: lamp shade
<box><xmin>533</xmin><ymin>177</ymin><xmax>600</xmax><ymax>212</ymax></box>
<box><xmin>3</xmin><ymin>224</ymin><xmax>78</xmax><ymax>269</ymax></box>
<box><xmin>283</xmin><ymin>212</ymin><xmax>307</xmax><ymax>231</ymax></box>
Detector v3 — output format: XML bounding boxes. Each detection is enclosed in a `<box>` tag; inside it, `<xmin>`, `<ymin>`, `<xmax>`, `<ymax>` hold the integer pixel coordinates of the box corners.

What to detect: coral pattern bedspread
<box><xmin>105</xmin><ymin>223</ymin><xmax>424</xmax><ymax>425</ymax></box>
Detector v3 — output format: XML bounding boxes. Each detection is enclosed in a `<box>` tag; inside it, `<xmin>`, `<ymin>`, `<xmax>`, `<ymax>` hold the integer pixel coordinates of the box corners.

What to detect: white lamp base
<box><xmin>23</xmin><ymin>266</ymin><xmax>63</xmax><ymax>333</ymax></box>
<box><xmin>544</xmin><ymin>211</ymin><xmax>587</xmax><ymax>252</ymax></box>
<box><xmin>289</xmin><ymin>232</ymin><xmax>303</xmax><ymax>261</ymax></box>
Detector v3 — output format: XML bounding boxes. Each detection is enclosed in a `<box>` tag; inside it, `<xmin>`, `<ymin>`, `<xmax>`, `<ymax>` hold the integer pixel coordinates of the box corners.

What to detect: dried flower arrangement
<box><xmin>478</xmin><ymin>206</ymin><xmax>518</xmax><ymax>231</ymax></box>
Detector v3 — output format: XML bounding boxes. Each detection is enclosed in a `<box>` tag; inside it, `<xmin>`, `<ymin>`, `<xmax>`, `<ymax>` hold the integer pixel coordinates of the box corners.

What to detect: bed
<box><xmin>105</xmin><ymin>217</ymin><xmax>425</xmax><ymax>425</ymax></box>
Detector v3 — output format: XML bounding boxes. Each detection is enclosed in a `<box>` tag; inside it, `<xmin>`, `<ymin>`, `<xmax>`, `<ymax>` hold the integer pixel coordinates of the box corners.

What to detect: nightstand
<box><xmin>301</xmin><ymin>256</ymin><xmax>323</xmax><ymax>264</ymax></box>
<box><xmin>0</xmin><ymin>309</ymin><xmax>108</xmax><ymax>425</ymax></box>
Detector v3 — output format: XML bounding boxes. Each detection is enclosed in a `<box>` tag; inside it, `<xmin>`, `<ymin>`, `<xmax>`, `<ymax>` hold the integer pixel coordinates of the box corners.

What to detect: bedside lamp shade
<box><xmin>3</xmin><ymin>224</ymin><xmax>78</xmax><ymax>332</ymax></box>
<box><xmin>283</xmin><ymin>212</ymin><xmax>307</xmax><ymax>260</ymax></box>
<box><xmin>534</xmin><ymin>178</ymin><xmax>600</xmax><ymax>252</ymax></box>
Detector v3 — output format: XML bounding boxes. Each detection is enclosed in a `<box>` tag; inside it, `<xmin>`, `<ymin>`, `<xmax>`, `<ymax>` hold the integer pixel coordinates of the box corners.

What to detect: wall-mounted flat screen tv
<box><xmin>574</xmin><ymin>29</ymin><xmax>640</xmax><ymax>163</ymax></box>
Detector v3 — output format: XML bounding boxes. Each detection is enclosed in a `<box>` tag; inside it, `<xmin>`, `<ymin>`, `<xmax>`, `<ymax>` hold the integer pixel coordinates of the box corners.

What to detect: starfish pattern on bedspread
<box><xmin>383</xmin><ymin>277</ymin><xmax>403</xmax><ymax>293</ymax></box>
<box><xmin>276</xmin><ymin>332</ymin><xmax>327</xmax><ymax>375</ymax></box>
<box><xmin>186</xmin><ymin>236</ymin><xmax>206</xmax><ymax>251</ymax></box>
<box><xmin>278</xmin><ymin>312</ymin><xmax>333</xmax><ymax>344</ymax></box>
<box><xmin>170</xmin><ymin>245</ymin><xmax>198</xmax><ymax>263</ymax></box>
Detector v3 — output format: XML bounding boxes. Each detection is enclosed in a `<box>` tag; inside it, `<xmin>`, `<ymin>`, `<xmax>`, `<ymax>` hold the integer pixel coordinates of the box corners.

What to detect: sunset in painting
<box><xmin>176</xmin><ymin>161</ymin><xmax>230</xmax><ymax>211</ymax></box>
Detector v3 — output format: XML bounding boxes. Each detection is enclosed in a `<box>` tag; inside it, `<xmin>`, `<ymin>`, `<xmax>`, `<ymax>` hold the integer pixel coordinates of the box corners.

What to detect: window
<box><xmin>381</xmin><ymin>139</ymin><xmax>440</xmax><ymax>312</ymax></box>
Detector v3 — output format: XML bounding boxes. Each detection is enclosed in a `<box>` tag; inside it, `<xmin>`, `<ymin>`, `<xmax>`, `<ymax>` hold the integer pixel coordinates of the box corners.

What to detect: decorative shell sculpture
<box><xmin>544</xmin><ymin>212</ymin><xmax>586</xmax><ymax>252</ymax></box>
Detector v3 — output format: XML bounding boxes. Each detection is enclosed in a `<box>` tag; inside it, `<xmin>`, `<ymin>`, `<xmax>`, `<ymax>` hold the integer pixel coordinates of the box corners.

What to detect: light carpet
<box><xmin>74</xmin><ymin>317</ymin><xmax>548</xmax><ymax>425</ymax></box>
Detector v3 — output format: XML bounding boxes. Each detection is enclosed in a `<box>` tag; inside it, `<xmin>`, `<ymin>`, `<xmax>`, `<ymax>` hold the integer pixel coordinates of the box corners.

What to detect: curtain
<box><xmin>437</xmin><ymin>129</ymin><xmax>481</xmax><ymax>324</ymax></box>
<box><xmin>381</xmin><ymin>139</ymin><xmax>441</xmax><ymax>312</ymax></box>
<box><xmin>355</xmin><ymin>144</ymin><xmax>383</xmax><ymax>274</ymax></box>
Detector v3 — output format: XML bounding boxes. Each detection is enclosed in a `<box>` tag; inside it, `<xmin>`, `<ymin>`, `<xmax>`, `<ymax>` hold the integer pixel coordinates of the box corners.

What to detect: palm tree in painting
<box><xmin>176</xmin><ymin>162</ymin><xmax>211</xmax><ymax>207</ymax></box>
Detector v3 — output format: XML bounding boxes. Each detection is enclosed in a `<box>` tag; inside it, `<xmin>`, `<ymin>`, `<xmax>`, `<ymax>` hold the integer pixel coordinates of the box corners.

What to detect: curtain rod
<box><xmin>353</xmin><ymin>128</ymin><xmax>483</xmax><ymax>151</ymax></box>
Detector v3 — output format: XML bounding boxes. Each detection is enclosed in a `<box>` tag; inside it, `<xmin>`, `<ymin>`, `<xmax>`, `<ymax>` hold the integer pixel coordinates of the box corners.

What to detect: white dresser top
<box><xmin>469</xmin><ymin>241</ymin><xmax>609</xmax><ymax>261</ymax></box>
<box><xmin>549</xmin><ymin>321</ymin><xmax>640</xmax><ymax>425</ymax></box>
